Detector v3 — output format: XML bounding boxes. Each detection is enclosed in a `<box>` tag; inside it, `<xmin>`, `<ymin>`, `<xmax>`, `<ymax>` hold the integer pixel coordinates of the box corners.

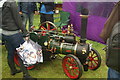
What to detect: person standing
<box><xmin>18</xmin><ymin>1</ymin><xmax>38</xmax><ymax>31</ymax></box>
<box><xmin>100</xmin><ymin>1</ymin><xmax>120</xmax><ymax>79</ymax></box>
<box><xmin>39</xmin><ymin>2</ymin><xmax>55</xmax><ymax>25</ymax></box>
<box><xmin>1</xmin><ymin>0</ymin><xmax>36</xmax><ymax>80</ymax></box>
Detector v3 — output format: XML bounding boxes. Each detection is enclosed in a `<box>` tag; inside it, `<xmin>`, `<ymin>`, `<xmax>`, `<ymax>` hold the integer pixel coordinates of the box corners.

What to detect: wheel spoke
<box><xmin>47</xmin><ymin>23</ymin><xmax>50</xmax><ymax>30</ymax></box>
<box><xmin>90</xmin><ymin>61</ymin><xmax>94</xmax><ymax>67</ymax></box>
<box><xmin>70</xmin><ymin>58</ymin><xmax>75</xmax><ymax>64</ymax></box>
<box><xmin>91</xmin><ymin>61</ymin><xmax>96</xmax><ymax>67</ymax></box>
<box><xmin>72</xmin><ymin>63</ymin><xmax>77</xmax><ymax>66</ymax></box>
<box><xmin>51</xmin><ymin>28</ymin><xmax>56</xmax><ymax>31</ymax></box>
<box><xmin>90</xmin><ymin>61</ymin><xmax>98</xmax><ymax>68</ymax></box>
<box><xmin>40</xmin><ymin>26</ymin><xmax>47</xmax><ymax>30</ymax></box>
<box><xmin>75</xmin><ymin>69</ymin><xmax>79</xmax><ymax>73</ymax></box>
<box><xmin>66</xmin><ymin>61</ymin><xmax>72</xmax><ymax>66</ymax></box>
<box><xmin>72</xmin><ymin>67</ymin><xmax>79</xmax><ymax>69</ymax></box>
<box><xmin>91</xmin><ymin>64</ymin><xmax>95</xmax><ymax>68</ymax></box>
<box><xmin>89</xmin><ymin>61</ymin><xmax>93</xmax><ymax>67</ymax></box>
<box><xmin>93</xmin><ymin>56</ymin><xmax>98</xmax><ymax>58</ymax></box>
<box><xmin>93</xmin><ymin>60</ymin><xmax>99</xmax><ymax>64</ymax></box>
<box><xmin>65</xmin><ymin>66</ymin><xmax>70</xmax><ymax>70</ymax></box>
<box><xmin>71</xmin><ymin>69</ymin><xmax>78</xmax><ymax>76</ymax></box>
<box><xmin>90</xmin><ymin>51</ymin><xmax>94</xmax><ymax>57</ymax></box>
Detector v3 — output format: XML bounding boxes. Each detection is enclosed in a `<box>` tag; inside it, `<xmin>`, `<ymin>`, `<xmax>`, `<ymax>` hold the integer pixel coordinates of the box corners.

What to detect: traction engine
<box><xmin>29</xmin><ymin>8</ymin><xmax>101</xmax><ymax>79</ymax></box>
<box><xmin>14</xmin><ymin>8</ymin><xmax>101</xmax><ymax>79</ymax></box>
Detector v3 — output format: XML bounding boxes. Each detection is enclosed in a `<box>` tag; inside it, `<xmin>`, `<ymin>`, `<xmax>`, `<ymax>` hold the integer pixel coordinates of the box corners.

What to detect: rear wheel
<box><xmin>87</xmin><ymin>48</ymin><xmax>101</xmax><ymax>70</ymax></box>
<box><xmin>14</xmin><ymin>53</ymin><xmax>36</xmax><ymax>70</ymax></box>
<box><xmin>62</xmin><ymin>54</ymin><xmax>83</xmax><ymax>79</ymax></box>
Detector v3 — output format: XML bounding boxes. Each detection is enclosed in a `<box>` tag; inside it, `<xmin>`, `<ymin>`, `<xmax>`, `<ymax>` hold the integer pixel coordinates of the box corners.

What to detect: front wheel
<box><xmin>62</xmin><ymin>54</ymin><xmax>83</xmax><ymax>79</ymax></box>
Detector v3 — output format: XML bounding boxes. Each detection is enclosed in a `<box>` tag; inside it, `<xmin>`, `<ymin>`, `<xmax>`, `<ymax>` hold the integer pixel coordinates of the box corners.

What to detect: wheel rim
<box><xmin>87</xmin><ymin>50</ymin><xmax>100</xmax><ymax>70</ymax></box>
<box><xmin>14</xmin><ymin>54</ymin><xmax>20</xmax><ymax>66</ymax></box>
<box><xmin>14</xmin><ymin>54</ymin><xmax>35</xmax><ymax>70</ymax></box>
<box><xmin>62</xmin><ymin>56</ymin><xmax>80</xmax><ymax>79</ymax></box>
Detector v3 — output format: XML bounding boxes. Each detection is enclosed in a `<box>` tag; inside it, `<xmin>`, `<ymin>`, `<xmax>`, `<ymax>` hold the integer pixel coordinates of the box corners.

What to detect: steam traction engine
<box><xmin>13</xmin><ymin>8</ymin><xmax>101</xmax><ymax>79</ymax></box>
<box><xmin>29</xmin><ymin>8</ymin><xmax>101</xmax><ymax>79</ymax></box>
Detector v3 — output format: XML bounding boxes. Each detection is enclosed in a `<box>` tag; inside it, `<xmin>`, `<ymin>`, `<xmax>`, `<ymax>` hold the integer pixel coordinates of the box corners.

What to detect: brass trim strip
<box><xmin>80</xmin><ymin>15</ymin><xmax>89</xmax><ymax>18</ymax></box>
<box><xmin>60</xmin><ymin>43</ymin><xmax>64</xmax><ymax>54</ymax></box>
<box><xmin>74</xmin><ymin>43</ymin><xmax>78</xmax><ymax>55</ymax></box>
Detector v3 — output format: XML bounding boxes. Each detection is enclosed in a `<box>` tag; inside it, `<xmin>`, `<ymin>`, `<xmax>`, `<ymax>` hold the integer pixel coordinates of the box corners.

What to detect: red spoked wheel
<box><xmin>39</xmin><ymin>21</ymin><xmax>57</xmax><ymax>36</ymax></box>
<box><xmin>14</xmin><ymin>53</ymin><xmax>35</xmax><ymax>70</ymax></box>
<box><xmin>62</xmin><ymin>54</ymin><xmax>83</xmax><ymax>79</ymax></box>
<box><xmin>87</xmin><ymin>48</ymin><xmax>101</xmax><ymax>70</ymax></box>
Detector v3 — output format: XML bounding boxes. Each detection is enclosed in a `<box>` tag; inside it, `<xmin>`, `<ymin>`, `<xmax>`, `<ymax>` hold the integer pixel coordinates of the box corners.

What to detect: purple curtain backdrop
<box><xmin>62</xmin><ymin>2</ymin><xmax>115</xmax><ymax>44</ymax></box>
